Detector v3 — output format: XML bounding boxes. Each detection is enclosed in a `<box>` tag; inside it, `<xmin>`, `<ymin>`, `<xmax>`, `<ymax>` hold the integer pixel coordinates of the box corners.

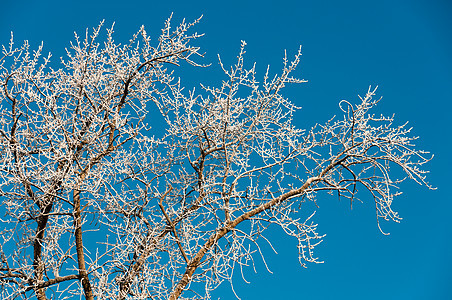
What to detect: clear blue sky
<box><xmin>1</xmin><ymin>0</ymin><xmax>451</xmax><ymax>299</ymax></box>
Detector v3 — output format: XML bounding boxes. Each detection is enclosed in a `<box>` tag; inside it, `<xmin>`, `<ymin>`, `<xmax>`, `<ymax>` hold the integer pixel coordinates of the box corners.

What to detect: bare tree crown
<box><xmin>0</xmin><ymin>17</ymin><xmax>433</xmax><ymax>300</ymax></box>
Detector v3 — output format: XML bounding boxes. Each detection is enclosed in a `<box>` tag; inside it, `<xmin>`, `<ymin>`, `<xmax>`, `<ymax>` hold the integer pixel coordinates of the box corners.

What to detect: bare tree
<box><xmin>0</xmin><ymin>16</ymin><xmax>433</xmax><ymax>300</ymax></box>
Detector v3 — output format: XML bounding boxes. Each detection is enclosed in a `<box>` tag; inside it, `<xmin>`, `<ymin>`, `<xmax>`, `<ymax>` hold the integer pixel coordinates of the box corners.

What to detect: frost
<box><xmin>0</xmin><ymin>17</ymin><xmax>433</xmax><ymax>300</ymax></box>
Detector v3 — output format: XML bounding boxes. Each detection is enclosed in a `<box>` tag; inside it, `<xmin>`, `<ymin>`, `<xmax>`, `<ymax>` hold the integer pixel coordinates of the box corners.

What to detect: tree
<box><xmin>0</xmin><ymin>16</ymin><xmax>433</xmax><ymax>300</ymax></box>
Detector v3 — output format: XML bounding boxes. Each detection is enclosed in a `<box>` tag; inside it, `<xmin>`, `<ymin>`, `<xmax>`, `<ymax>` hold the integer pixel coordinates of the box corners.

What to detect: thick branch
<box><xmin>158</xmin><ymin>186</ymin><xmax>189</xmax><ymax>264</ymax></box>
<box><xmin>169</xmin><ymin>176</ymin><xmax>319</xmax><ymax>300</ymax></box>
<box><xmin>25</xmin><ymin>274</ymin><xmax>80</xmax><ymax>292</ymax></box>
<box><xmin>33</xmin><ymin>202</ymin><xmax>53</xmax><ymax>300</ymax></box>
<box><xmin>73</xmin><ymin>189</ymin><xmax>94</xmax><ymax>300</ymax></box>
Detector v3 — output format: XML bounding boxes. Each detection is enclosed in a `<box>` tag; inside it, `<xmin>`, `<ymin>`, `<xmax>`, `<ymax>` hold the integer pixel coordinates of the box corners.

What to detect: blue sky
<box><xmin>1</xmin><ymin>0</ymin><xmax>451</xmax><ymax>299</ymax></box>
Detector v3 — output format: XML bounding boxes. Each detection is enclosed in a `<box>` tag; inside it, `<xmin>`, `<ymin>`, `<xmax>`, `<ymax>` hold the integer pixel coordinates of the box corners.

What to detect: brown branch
<box><xmin>118</xmin><ymin>188</ymin><xmax>208</xmax><ymax>296</ymax></box>
<box><xmin>3</xmin><ymin>73</ymin><xmax>16</xmax><ymax>103</ymax></box>
<box><xmin>71</xmin><ymin>89</ymin><xmax>137</xmax><ymax>300</ymax></box>
<box><xmin>158</xmin><ymin>186</ymin><xmax>189</xmax><ymax>264</ymax></box>
<box><xmin>169</xmin><ymin>176</ymin><xmax>320</xmax><ymax>300</ymax></box>
<box><xmin>25</xmin><ymin>274</ymin><xmax>80</xmax><ymax>292</ymax></box>
<box><xmin>73</xmin><ymin>188</ymin><xmax>94</xmax><ymax>300</ymax></box>
<box><xmin>7</xmin><ymin>93</ymin><xmax>51</xmax><ymax>300</ymax></box>
<box><xmin>117</xmin><ymin>49</ymin><xmax>191</xmax><ymax>111</ymax></box>
<box><xmin>33</xmin><ymin>201</ymin><xmax>53</xmax><ymax>300</ymax></box>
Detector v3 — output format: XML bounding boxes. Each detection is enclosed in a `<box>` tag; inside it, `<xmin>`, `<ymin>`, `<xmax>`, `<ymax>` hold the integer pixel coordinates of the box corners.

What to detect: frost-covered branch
<box><xmin>0</xmin><ymin>16</ymin><xmax>433</xmax><ymax>300</ymax></box>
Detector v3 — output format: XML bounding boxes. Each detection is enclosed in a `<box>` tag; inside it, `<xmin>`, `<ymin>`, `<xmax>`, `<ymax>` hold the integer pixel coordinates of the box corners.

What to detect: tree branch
<box><xmin>158</xmin><ymin>186</ymin><xmax>189</xmax><ymax>264</ymax></box>
<box><xmin>169</xmin><ymin>176</ymin><xmax>320</xmax><ymax>300</ymax></box>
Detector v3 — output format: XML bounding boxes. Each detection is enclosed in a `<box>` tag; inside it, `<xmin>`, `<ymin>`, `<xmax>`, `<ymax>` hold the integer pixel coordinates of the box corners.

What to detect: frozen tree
<box><xmin>0</xmin><ymin>16</ymin><xmax>433</xmax><ymax>300</ymax></box>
